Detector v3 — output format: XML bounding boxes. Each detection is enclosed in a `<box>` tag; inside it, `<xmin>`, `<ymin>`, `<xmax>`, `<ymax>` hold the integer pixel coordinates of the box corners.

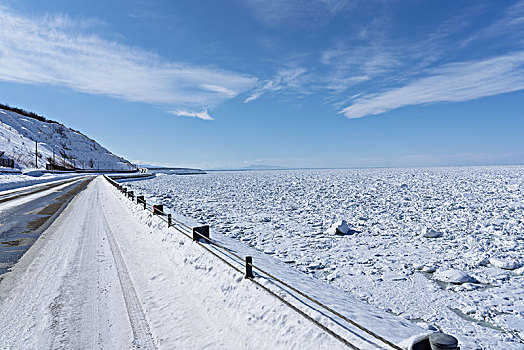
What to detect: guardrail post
<box><xmin>167</xmin><ymin>214</ymin><xmax>172</xmax><ymax>227</ymax></box>
<box><xmin>123</xmin><ymin>187</ymin><xmax>127</xmax><ymax>194</ymax></box>
<box><xmin>128</xmin><ymin>191</ymin><xmax>134</xmax><ymax>200</ymax></box>
<box><xmin>428</xmin><ymin>333</ymin><xmax>459</xmax><ymax>350</ymax></box>
<box><xmin>245</xmin><ymin>256</ymin><xmax>253</xmax><ymax>278</ymax></box>
<box><xmin>136</xmin><ymin>195</ymin><xmax>144</xmax><ymax>204</ymax></box>
<box><xmin>153</xmin><ymin>204</ymin><xmax>164</xmax><ymax>215</ymax></box>
<box><xmin>193</xmin><ymin>225</ymin><xmax>209</xmax><ymax>242</ymax></box>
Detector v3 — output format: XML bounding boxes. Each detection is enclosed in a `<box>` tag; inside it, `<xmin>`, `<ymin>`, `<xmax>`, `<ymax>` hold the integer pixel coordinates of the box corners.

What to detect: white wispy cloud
<box><xmin>461</xmin><ymin>0</ymin><xmax>524</xmax><ymax>48</ymax></box>
<box><xmin>244</xmin><ymin>68</ymin><xmax>308</xmax><ymax>103</ymax></box>
<box><xmin>168</xmin><ymin>109</ymin><xmax>214</xmax><ymax>121</ymax></box>
<box><xmin>240</xmin><ymin>0</ymin><xmax>351</xmax><ymax>26</ymax></box>
<box><xmin>340</xmin><ymin>52</ymin><xmax>524</xmax><ymax>119</ymax></box>
<box><xmin>321</xmin><ymin>44</ymin><xmax>399</xmax><ymax>93</ymax></box>
<box><xmin>0</xmin><ymin>6</ymin><xmax>257</xmax><ymax>115</ymax></box>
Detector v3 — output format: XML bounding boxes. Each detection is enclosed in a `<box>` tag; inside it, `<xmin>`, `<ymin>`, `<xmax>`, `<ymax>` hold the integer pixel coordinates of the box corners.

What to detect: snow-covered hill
<box><xmin>0</xmin><ymin>107</ymin><xmax>135</xmax><ymax>171</ymax></box>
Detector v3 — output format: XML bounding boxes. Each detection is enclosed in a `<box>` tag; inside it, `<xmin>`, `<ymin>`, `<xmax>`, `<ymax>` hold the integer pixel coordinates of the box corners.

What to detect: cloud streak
<box><xmin>244</xmin><ymin>68</ymin><xmax>308</xmax><ymax>103</ymax></box>
<box><xmin>241</xmin><ymin>0</ymin><xmax>351</xmax><ymax>27</ymax></box>
<box><xmin>340</xmin><ymin>52</ymin><xmax>524</xmax><ymax>119</ymax></box>
<box><xmin>0</xmin><ymin>6</ymin><xmax>257</xmax><ymax>114</ymax></box>
<box><xmin>169</xmin><ymin>109</ymin><xmax>214</xmax><ymax>121</ymax></box>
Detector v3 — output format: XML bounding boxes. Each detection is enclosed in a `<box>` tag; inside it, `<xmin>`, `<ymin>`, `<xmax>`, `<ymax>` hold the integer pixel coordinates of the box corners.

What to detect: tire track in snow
<box><xmin>98</xmin><ymin>193</ymin><xmax>157</xmax><ymax>350</ymax></box>
<box><xmin>0</xmin><ymin>178</ymin><xmax>95</xmax><ymax>348</ymax></box>
<box><xmin>49</xmin><ymin>183</ymin><xmax>104</xmax><ymax>349</ymax></box>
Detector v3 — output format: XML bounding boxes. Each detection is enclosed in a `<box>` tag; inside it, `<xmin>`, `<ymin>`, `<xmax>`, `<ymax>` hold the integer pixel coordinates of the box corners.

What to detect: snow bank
<box><xmin>0</xmin><ymin>172</ymin><xmax>82</xmax><ymax>192</ymax></box>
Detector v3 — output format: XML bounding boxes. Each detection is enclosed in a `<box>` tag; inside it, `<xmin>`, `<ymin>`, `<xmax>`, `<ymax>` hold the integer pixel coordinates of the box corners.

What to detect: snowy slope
<box><xmin>0</xmin><ymin>108</ymin><xmax>135</xmax><ymax>171</ymax></box>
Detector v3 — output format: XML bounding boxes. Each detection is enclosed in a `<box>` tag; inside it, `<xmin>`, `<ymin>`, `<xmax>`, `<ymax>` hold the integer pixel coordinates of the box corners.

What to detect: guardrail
<box><xmin>104</xmin><ymin>175</ymin><xmax>460</xmax><ymax>350</ymax></box>
<box><xmin>0</xmin><ymin>157</ymin><xmax>15</xmax><ymax>168</ymax></box>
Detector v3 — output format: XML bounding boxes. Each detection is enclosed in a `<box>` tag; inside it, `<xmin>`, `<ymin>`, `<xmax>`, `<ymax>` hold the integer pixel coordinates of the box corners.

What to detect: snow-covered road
<box><xmin>0</xmin><ymin>177</ymin><xmax>142</xmax><ymax>348</ymax></box>
<box><xmin>2</xmin><ymin>176</ymin><xmax>421</xmax><ymax>349</ymax></box>
<box><xmin>0</xmin><ymin>176</ymin><xmax>92</xmax><ymax>275</ymax></box>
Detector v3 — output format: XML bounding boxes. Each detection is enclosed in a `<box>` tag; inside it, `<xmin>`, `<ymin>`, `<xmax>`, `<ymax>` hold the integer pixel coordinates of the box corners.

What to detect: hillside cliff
<box><xmin>0</xmin><ymin>107</ymin><xmax>135</xmax><ymax>171</ymax></box>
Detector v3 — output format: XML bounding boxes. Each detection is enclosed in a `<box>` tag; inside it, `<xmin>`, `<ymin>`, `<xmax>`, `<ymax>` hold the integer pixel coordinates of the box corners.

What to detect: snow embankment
<box><xmin>0</xmin><ymin>172</ymin><xmax>84</xmax><ymax>192</ymax></box>
<box><xmin>0</xmin><ymin>108</ymin><xmax>135</xmax><ymax>171</ymax></box>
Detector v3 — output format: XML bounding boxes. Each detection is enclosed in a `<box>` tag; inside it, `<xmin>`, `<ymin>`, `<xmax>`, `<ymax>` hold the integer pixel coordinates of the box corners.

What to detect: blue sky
<box><xmin>0</xmin><ymin>0</ymin><xmax>523</xmax><ymax>169</ymax></box>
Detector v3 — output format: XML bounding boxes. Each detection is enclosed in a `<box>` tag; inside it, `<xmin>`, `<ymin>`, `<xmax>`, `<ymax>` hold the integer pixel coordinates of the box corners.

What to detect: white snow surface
<box><xmin>122</xmin><ymin>166</ymin><xmax>524</xmax><ymax>349</ymax></box>
<box><xmin>433</xmin><ymin>269</ymin><xmax>478</xmax><ymax>284</ymax></box>
<box><xmin>0</xmin><ymin>176</ymin><xmax>426</xmax><ymax>349</ymax></box>
<box><xmin>0</xmin><ymin>108</ymin><xmax>135</xmax><ymax>170</ymax></box>
<box><xmin>326</xmin><ymin>219</ymin><xmax>351</xmax><ymax>235</ymax></box>
<box><xmin>0</xmin><ymin>172</ymin><xmax>83</xmax><ymax>192</ymax></box>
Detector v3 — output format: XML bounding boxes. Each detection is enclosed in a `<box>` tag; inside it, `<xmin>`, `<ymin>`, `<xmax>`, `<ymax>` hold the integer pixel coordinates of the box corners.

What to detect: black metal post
<box><xmin>153</xmin><ymin>204</ymin><xmax>164</xmax><ymax>215</ymax></box>
<box><xmin>167</xmin><ymin>214</ymin><xmax>172</xmax><ymax>227</ymax></box>
<box><xmin>192</xmin><ymin>225</ymin><xmax>209</xmax><ymax>241</ymax></box>
<box><xmin>245</xmin><ymin>256</ymin><xmax>253</xmax><ymax>278</ymax></box>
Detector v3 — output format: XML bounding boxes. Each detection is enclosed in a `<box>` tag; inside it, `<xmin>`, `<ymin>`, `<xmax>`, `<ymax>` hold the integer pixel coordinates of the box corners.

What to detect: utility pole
<box><xmin>35</xmin><ymin>140</ymin><xmax>38</xmax><ymax>168</ymax></box>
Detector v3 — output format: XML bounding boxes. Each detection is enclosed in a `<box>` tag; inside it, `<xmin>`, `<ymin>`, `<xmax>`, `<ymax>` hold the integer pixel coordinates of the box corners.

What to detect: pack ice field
<box><xmin>123</xmin><ymin>166</ymin><xmax>524</xmax><ymax>349</ymax></box>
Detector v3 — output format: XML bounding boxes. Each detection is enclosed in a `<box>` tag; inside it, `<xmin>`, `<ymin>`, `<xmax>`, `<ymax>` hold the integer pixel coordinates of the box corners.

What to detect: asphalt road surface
<box><xmin>0</xmin><ymin>177</ymin><xmax>92</xmax><ymax>275</ymax></box>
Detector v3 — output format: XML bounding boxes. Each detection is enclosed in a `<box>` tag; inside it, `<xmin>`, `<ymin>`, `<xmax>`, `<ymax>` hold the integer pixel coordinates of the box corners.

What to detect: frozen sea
<box><xmin>123</xmin><ymin>166</ymin><xmax>524</xmax><ymax>349</ymax></box>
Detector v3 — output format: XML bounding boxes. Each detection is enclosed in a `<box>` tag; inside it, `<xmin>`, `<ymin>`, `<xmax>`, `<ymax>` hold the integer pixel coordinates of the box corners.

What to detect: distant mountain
<box><xmin>0</xmin><ymin>105</ymin><xmax>135</xmax><ymax>171</ymax></box>
<box><xmin>208</xmin><ymin>164</ymin><xmax>292</xmax><ymax>171</ymax></box>
<box><xmin>145</xmin><ymin>166</ymin><xmax>206</xmax><ymax>175</ymax></box>
<box><xmin>239</xmin><ymin>164</ymin><xmax>288</xmax><ymax>170</ymax></box>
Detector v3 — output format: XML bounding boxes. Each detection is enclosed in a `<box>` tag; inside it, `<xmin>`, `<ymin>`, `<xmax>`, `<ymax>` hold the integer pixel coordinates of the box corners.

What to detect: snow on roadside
<box><xmin>107</xmin><ymin>178</ymin><xmax>429</xmax><ymax>348</ymax></box>
<box><xmin>0</xmin><ymin>172</ymin><xmax>82</xmax><ymax>192</ymax></box>
<box><xmin>120</xmin><ymin>167</ymin><xmax>524</xmax><ymax>349</ymax></box>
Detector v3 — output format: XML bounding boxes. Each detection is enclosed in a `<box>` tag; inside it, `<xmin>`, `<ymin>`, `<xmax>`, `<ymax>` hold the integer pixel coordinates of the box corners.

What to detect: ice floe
<box><xmin>122</xmin><ymin>166</ymin><xmax>524</xmax><ymax>349</ymax></box>
<box><xmin>434</xmin><ymin>269</ymin><xmax>478</xmax><ymax>284</ymax></box>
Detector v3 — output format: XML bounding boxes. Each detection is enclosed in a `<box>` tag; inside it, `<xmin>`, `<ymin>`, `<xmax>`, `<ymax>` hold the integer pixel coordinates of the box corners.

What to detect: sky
<box><xmin>0</xmin><ymin>0</ymin><xmax>523</xmax><ymax>169</ymax></box>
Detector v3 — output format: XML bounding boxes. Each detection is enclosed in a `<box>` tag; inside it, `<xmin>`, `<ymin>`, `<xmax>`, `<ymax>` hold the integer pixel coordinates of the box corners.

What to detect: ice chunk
<box><xmin>413</xmin><ymin>263</ymin><xmax>424</xmax><ymax>270</ymax></box>
<box><xmin>434</xmin><ymin>269</ymin><xmax>478</xmax><ymax>284</ymax></box>
<box><xmin>422</xmin><ymin>265</ymin><xmax>437</xmax><ymax>273</ymax></box>
<box><xmin>463</xmin><ymin>283</ymin><xmax>481</xmax><ymax>291</ymax></box>
<box><xmin>476</xmin><ymin>256</ymin><xmax>490</xmax><ymax>267</ymax></box>
<box><xmin>422</xmin><ymin>228</ymin><xmax>443</xmax><ymax>238</ymax></box>
<box><xmin>489</xmin><ymin>257</ymin><xmax>522</xmax><ymax>270</ymax></box>
<box><xmin>326</xmin><ymin>271</ymin><xmax>338</xmax><ymax>281</ymax></box>
<box><xmin>307</xmin><ymin>261</ymin><xmax>323</xmax><ymax>270</ymax></box>
<box><xmin>325</xmin><ymin>220</ymin><xmax>350</xmax><ymax>235</ymax></box>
